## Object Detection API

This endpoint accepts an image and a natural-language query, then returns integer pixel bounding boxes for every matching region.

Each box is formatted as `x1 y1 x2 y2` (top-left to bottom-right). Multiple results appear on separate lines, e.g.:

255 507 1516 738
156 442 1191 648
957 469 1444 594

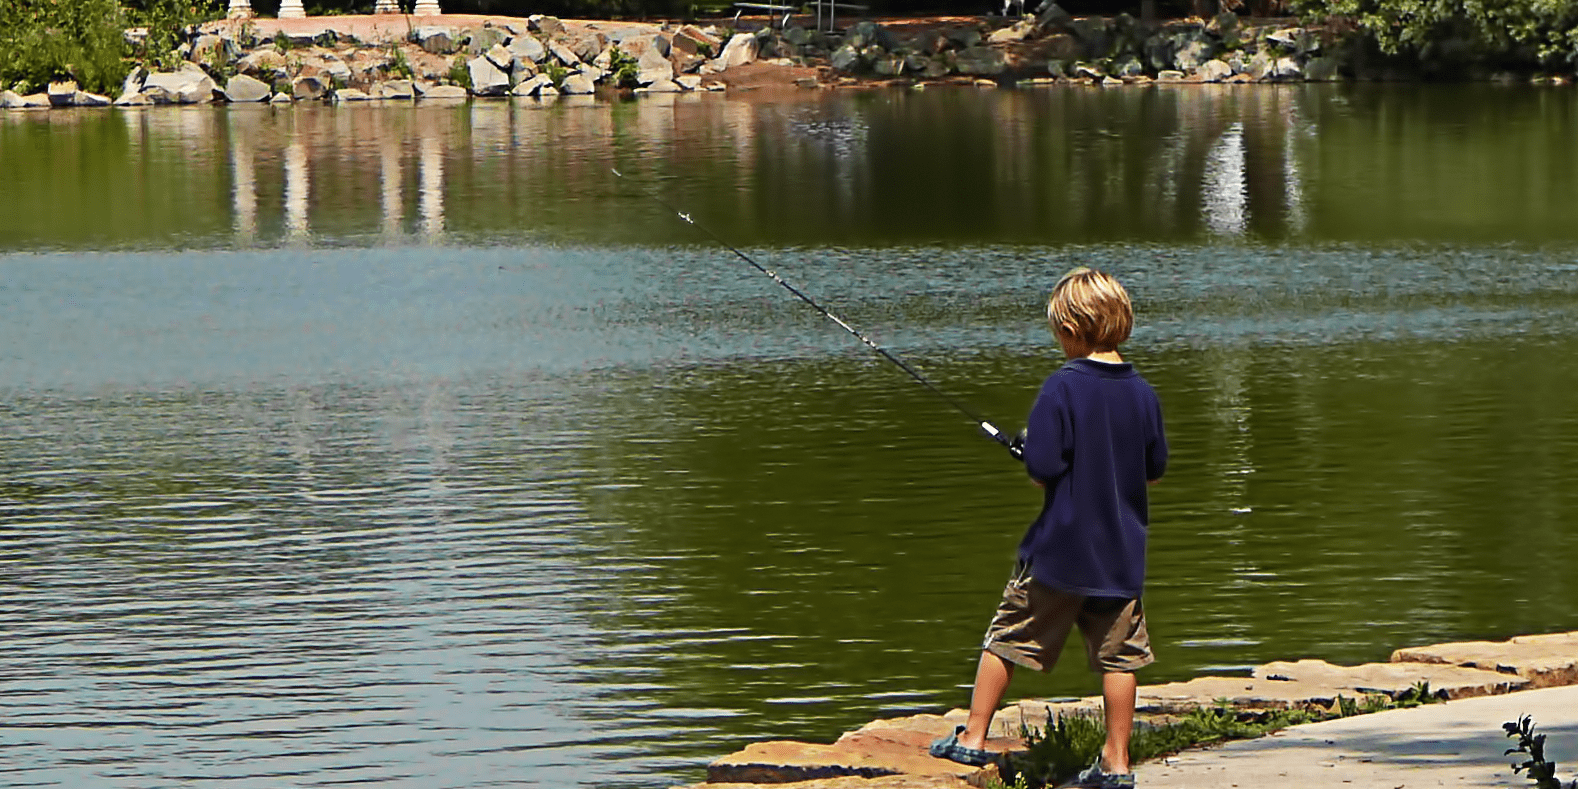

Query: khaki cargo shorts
981 560 1153 673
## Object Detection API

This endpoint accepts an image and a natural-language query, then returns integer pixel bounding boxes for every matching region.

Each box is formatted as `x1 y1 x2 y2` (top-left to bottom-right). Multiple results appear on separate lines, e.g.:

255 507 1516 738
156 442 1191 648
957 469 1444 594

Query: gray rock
954 46 1006 76
510 58 539 83
548 40 581 67
1271 56 1301 80
485 43 514 72
376 79 415 99
559 72 596 94
537 85 560 97
292 75 327 101
1246 51 1273 80
1304 56 1339 81
115 91 154 106
323 58 353 86
1193 59 1231 82
47 80 79 107
637 45 673 83
333 88 372 101
1074 61 1104 79
17 93 51 108
528 14 565 39
421 84 469 99
1156 69 1184 81
636 78 682 93
717 32 760 70
414 26 458 55
872 55 904 76
1173 38 1214 72
676 74 702 90
466 25 508 56
467 56 510 96
224 74 272 102
829 44 860 72
571 33 606 63
1 89 25 109
987 20 1035 44
945 27 982 49
511 73 553 96
1113 56 1144 78
1035 2 1072 31
268 91 292 104
508 34 547 64
178 74 219 104
237 49 289 80
120 66 147 100
783 26 812 47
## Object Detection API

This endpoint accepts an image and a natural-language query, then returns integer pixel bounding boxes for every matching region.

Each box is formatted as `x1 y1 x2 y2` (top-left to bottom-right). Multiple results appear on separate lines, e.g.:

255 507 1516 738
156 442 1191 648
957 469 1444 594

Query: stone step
1251 658 1528 700
1390 630 1578 689
673 774 985 789
704 733 1011 784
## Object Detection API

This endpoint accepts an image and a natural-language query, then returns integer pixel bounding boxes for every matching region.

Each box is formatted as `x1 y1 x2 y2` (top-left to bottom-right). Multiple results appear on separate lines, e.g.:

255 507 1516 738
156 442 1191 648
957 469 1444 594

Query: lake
2 84 1576 788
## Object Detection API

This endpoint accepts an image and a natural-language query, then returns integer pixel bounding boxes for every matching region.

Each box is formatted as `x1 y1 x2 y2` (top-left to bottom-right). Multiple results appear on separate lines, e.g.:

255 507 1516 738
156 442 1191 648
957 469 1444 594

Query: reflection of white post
285 139 310 241
412 0 441 14
381 140 403 239
277 0 305 18
1202 122 1246 236
227 0 253 18
419 136 444 240
231 124 256 243
1283 113 1307 236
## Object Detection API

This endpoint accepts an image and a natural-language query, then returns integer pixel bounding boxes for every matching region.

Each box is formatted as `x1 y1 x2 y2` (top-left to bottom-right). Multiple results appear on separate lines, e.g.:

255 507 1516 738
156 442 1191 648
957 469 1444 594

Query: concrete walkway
1136 685 1578 788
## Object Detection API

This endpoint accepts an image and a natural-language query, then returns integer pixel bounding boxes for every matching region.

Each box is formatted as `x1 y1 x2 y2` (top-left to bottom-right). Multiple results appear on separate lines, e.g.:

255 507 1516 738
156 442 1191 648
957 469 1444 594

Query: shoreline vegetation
5 0 1578 110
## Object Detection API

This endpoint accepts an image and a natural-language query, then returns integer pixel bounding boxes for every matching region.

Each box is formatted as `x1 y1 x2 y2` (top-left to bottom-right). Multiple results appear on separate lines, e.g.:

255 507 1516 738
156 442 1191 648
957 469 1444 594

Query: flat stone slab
1253 658 1530 700
1391 631 1578 689
672 773 982 789
707 735 1004 784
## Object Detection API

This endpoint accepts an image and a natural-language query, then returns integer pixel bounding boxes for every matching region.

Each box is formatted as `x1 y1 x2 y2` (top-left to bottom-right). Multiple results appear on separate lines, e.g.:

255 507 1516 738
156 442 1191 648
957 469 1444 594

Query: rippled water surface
2 85 1577 788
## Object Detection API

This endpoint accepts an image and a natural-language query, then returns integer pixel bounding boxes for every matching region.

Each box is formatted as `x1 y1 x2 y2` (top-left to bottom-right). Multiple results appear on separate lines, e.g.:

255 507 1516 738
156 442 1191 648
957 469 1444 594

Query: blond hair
1046 267 1133 350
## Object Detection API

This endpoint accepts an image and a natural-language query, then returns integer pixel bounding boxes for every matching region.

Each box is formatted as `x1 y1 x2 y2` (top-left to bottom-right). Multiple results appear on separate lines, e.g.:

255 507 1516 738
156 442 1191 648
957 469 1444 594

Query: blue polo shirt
1018 357 1168 599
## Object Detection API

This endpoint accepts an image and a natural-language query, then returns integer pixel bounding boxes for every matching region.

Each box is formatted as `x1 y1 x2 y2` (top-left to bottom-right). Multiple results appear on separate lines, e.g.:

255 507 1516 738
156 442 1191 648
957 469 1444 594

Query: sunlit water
2 85 1577 788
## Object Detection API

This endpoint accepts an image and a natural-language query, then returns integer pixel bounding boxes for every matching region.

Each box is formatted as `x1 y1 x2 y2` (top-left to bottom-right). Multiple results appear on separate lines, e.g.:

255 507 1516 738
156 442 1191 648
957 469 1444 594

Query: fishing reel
1008 429 1026 462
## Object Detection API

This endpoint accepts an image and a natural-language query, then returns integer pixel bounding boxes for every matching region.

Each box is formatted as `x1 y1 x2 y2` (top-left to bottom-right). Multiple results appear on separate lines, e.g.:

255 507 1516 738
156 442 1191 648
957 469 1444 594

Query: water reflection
7 85 1578 250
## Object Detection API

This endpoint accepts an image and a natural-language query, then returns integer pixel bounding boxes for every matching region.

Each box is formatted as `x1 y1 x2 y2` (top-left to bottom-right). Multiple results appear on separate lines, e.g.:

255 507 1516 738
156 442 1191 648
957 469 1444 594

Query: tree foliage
0 0 131 95
1294 0 1578 69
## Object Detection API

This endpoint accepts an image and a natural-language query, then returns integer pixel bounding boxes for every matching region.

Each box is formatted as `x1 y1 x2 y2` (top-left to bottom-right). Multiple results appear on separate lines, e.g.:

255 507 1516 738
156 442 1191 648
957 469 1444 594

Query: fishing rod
612 168 1024 462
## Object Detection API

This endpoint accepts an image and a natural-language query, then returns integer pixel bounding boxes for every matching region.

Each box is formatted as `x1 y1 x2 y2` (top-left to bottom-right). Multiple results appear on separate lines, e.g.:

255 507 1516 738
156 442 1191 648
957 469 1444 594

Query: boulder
954 46 1007 75
1193 59 1231 82
676 74 703 90
570 32 607 63
484 43 514 72
291 75 327 101
1270 56 1302 80
224 73 272 102
1034 2 1073 31
0 89 26 109
332 87 372 101
717 32 760 70
527 14 565 39
636 45 674 84
47 80 79 107
636 78 682 93
119 66 147 100
465 25 508 56
1206 10 1238 37
707 735 1005 784
511 73 554 96
268 91 292 104
674 24 721 56
466 55 510 95
420 83 469 99
508 33 547 64
414 26 458 55
375 79 415 99
1173 38 1214 72
237 48 289 80
944 27 982 50
1246 51 1274 80
829 45 861 72
548 40 581 67
115 91 154 106
1156 69 1184 81
74 90 112 106
560 72 596 94
986 20 1035 44
1113 56 1144 78
17 93 51 107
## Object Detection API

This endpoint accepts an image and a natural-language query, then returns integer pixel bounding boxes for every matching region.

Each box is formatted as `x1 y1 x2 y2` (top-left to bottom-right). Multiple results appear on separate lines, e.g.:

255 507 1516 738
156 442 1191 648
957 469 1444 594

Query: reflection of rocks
673 631 1578 789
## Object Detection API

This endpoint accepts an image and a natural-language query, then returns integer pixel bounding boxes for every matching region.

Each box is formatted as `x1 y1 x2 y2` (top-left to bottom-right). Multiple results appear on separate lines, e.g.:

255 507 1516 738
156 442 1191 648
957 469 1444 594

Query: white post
277 0 306 19
285 139 311 241
231 123 256 244
412 0 442 15
226 0 253 18
373 0 401 13
381 139 403 239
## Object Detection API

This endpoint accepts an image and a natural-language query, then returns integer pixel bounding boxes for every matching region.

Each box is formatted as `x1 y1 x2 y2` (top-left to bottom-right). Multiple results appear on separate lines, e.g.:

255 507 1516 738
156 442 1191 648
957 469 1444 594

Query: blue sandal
928 724 996 767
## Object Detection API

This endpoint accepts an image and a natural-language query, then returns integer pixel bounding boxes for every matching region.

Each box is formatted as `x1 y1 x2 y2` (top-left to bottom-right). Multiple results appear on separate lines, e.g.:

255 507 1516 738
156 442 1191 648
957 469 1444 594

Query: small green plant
274 30 293 51
1391 681 1443 708
387 44 415 80
1504 715 1576 789
543 59 568 88
695 39 715 58
447 55 472 88
608 46 639 88
984 772 1031 789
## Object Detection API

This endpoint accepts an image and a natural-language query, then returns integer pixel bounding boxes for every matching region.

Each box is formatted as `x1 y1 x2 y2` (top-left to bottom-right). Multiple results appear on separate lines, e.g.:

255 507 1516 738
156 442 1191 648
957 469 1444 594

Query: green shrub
0 0 131 96
608 45 639 88
133 0 221 72
1295 0 1578 70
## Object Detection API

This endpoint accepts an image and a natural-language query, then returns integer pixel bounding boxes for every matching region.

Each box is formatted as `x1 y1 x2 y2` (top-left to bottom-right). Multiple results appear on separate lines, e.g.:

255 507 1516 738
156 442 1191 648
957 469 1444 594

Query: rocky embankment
2 7 1383 111
677 631 1578 789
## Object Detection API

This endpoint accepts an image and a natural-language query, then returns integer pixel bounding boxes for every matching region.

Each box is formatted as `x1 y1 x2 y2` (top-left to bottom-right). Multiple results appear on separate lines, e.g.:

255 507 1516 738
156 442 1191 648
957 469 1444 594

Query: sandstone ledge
677 631 1578 788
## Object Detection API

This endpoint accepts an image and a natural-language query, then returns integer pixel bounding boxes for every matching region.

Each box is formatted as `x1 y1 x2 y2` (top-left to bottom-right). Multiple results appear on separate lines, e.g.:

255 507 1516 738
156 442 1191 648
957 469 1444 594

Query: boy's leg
1099 670 1137 773
957 649 1015 750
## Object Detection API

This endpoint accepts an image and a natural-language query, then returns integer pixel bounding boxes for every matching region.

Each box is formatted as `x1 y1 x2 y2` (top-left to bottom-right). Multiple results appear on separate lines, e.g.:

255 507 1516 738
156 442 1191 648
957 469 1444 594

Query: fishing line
612 168 1023 460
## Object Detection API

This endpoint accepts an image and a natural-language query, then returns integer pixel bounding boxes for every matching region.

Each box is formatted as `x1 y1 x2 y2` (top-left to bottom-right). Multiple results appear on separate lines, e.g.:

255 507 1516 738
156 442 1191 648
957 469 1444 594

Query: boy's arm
1022 384 1068 485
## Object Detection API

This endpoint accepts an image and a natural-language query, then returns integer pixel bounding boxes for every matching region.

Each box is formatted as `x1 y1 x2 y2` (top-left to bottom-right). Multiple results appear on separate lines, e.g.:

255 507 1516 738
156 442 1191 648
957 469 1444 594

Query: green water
0 85 1575 788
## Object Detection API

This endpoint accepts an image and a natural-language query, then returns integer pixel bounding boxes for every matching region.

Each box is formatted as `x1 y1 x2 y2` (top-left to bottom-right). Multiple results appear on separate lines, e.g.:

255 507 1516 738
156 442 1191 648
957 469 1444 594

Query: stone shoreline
10 5 1564 112
675 630 1578 788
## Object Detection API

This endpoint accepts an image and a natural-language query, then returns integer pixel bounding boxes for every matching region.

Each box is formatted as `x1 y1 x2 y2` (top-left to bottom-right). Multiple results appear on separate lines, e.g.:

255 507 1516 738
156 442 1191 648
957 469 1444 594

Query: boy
929 267 1168 789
